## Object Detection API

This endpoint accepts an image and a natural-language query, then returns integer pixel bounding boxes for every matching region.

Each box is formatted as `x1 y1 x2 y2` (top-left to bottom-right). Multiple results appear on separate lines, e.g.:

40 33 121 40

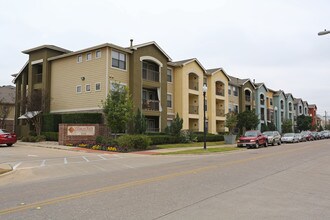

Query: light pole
203 83 208 150
318 29 330 36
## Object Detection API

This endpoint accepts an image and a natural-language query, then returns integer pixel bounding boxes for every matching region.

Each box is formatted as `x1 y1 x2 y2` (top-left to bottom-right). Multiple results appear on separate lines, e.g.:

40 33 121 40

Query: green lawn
159 147 240 155
155 141 225 149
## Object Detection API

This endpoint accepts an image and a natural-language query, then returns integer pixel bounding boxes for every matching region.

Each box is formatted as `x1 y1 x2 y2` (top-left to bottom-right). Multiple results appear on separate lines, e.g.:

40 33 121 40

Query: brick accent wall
59 124 108 145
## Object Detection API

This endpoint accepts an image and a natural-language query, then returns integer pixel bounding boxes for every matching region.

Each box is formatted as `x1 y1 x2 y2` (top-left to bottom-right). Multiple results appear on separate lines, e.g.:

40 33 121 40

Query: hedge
148 135 181 145
42 114 62 132
117 135 151 151
41 132 59 141
195 134 224 142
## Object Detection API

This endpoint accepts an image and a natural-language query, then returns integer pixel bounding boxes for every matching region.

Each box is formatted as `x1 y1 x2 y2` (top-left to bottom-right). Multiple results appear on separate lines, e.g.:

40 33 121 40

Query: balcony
189 105 199 114
216 89 224 96
142 99 159 111
216 109 225 117
142 69 159 82
245 96 251 102
189 82 199 91
34 73 42 83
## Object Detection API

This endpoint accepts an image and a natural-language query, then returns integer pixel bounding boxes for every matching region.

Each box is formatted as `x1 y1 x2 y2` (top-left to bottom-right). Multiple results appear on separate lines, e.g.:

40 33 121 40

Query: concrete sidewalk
0 164 12 175
14 141 237 155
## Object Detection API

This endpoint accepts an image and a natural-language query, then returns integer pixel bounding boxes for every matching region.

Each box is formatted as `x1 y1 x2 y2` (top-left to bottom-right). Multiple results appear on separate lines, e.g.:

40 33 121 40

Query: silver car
262 131 282 146
281 133 299 143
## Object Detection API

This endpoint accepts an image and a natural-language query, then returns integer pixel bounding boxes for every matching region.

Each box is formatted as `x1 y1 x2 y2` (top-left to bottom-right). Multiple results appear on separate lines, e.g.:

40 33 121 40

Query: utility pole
325 111 327 128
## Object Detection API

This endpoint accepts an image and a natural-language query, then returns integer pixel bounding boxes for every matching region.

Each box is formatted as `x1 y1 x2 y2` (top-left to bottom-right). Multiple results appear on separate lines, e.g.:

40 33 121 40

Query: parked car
311 132 320 140
0 129 17 146
262 131 282 146
281 133 299 143
301 131 314 141
296 133 307 142
237 130 268 148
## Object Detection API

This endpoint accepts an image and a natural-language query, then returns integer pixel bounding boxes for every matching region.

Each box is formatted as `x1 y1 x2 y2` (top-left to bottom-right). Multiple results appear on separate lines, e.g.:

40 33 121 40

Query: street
1 140 330 219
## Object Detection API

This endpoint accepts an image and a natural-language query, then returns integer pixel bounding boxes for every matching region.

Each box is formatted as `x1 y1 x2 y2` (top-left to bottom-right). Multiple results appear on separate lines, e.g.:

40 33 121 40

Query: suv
262 131 281 146
237 130 268 148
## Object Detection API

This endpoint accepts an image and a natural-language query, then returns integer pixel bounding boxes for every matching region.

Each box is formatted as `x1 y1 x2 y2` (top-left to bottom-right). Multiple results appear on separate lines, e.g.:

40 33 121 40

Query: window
270 98 273 105
167 69 172 82
228 87 231 95
112 50 126 70
95 83 101 91
234 105 239 113
167 120 172 127
85 84 91 92
233 87 238 96
167 94 172 108
110 82 126 91
77 55 82 63
76 85 82 93
86 53 92 61
95 50 101 58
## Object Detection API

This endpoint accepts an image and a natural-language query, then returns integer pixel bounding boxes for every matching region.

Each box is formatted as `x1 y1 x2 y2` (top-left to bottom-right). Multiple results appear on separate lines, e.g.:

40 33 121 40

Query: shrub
42 114 62 132
148 135 181 145
21 135 46 142
117 135 151 151
195 133 224 142
41 132 58 141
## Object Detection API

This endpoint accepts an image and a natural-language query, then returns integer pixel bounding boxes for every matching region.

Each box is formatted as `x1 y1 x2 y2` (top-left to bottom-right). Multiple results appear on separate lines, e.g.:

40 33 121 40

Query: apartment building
0 85 15 131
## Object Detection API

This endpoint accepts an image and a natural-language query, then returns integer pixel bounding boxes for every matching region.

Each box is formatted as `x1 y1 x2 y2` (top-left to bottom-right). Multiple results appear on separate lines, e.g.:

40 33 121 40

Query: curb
0 164 13 176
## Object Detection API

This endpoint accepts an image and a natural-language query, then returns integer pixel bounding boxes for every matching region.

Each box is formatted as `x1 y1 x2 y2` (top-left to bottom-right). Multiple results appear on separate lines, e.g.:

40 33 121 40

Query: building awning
18 111 41 119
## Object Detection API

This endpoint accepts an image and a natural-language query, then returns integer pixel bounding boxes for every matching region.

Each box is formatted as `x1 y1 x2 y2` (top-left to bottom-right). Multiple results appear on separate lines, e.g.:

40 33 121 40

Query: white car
281 133 299 143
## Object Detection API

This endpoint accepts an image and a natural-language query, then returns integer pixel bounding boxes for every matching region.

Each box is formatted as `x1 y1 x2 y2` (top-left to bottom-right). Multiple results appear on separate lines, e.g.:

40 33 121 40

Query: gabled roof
131 41 172 61
12 61 28 84
253 82 269 92
273 90 286 97
293 98 303 105
0 85 15 104
205 68 231 81
303 101 309 106
285 93 294 100
168 58 206 73
228 75 256 89
308 104 317 109
22 45 71 54
48 43 132 61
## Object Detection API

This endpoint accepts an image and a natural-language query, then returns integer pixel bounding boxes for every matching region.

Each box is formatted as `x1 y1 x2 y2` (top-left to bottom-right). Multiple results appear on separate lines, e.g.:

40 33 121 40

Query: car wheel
264 141 268 147
255 142 259 148
278 140 281 145
6 144 13 147
272 140 275 146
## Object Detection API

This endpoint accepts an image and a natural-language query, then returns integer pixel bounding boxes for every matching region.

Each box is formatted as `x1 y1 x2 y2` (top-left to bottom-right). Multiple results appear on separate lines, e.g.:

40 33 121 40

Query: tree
297 115 312 131
0 99 10 129
165 113 183 136
237 110 259 133
282 119 293 133
225 112 238 134
267 122 277 131
133 108 147 134
102 82 133 138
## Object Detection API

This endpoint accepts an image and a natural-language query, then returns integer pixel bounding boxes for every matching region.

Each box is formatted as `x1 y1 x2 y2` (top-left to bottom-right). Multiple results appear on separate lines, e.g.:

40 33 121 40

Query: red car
0 129 17 146
237 130 268 148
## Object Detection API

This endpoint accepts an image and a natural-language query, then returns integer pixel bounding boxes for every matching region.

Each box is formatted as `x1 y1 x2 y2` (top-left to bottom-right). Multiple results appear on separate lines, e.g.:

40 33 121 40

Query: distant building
0 85 15 131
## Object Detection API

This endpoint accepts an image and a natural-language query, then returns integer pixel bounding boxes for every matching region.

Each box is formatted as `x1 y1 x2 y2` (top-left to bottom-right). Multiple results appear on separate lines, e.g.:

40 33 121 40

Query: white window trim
110 81 127 91
85 84 91 93
167 93 173 109
95 50 101 59
167 68 173 83
76 85 82 93
111 50 128 72
77 55 82 63
86 52 92 61
95 82 101 92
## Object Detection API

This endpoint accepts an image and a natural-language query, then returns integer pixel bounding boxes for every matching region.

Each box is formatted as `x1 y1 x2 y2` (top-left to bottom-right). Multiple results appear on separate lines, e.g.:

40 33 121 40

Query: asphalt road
1 140 330 219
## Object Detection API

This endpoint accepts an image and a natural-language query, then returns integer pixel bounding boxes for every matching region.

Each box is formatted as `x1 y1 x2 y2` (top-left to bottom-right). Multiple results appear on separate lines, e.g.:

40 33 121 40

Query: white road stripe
113 154 123 158
98 155 107 160
82 156 90 162
64 158 68 164
40 160 46 167
13 162 22 170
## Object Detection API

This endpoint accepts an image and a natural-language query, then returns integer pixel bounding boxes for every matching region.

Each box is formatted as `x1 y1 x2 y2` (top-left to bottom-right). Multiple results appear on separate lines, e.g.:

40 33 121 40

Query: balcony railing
189 82 199 91
216 89 224 96
189 105 199 114
245 96 251 102
142 69 159 82
216 109 225 117
142 99 159 111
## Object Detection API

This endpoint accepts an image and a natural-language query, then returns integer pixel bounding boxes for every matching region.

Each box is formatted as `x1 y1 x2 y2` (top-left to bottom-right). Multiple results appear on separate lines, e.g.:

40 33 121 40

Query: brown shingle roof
0 85 15 104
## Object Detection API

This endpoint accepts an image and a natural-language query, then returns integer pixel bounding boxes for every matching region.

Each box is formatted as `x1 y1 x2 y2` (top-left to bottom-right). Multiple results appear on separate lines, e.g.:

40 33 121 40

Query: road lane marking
40 160 46 167
82 156 89 162
113 154 123 158
98 155 107 160
0 144 319 216
27 155 38 157
12 162 22 170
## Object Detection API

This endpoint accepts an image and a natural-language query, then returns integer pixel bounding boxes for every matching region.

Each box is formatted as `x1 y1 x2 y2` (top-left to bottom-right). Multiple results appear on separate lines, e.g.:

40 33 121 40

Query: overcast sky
1 0 329 116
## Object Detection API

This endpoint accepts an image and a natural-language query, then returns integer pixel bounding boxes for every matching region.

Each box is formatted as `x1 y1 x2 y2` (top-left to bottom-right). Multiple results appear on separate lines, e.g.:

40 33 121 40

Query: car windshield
263 131 273 136
283 133 294 137
245 131 258 137
0 129 9 134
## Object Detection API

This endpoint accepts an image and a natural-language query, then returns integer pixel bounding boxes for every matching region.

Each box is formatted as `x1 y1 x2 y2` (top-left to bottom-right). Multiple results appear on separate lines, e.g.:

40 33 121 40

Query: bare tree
0 98 10 129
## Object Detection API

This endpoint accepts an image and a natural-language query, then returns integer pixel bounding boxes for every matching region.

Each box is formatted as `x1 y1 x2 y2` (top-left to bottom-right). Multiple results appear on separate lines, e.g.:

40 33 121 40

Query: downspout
106 47 109 97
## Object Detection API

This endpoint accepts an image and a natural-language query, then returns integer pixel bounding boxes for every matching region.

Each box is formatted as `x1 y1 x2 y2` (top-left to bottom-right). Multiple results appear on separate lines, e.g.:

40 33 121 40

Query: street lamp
203 83 208 150
318 29 330 36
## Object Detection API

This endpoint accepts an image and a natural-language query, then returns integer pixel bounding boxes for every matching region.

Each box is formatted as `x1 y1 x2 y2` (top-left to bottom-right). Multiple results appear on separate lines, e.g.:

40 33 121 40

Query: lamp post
318 29 330 36
203 83 208 150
